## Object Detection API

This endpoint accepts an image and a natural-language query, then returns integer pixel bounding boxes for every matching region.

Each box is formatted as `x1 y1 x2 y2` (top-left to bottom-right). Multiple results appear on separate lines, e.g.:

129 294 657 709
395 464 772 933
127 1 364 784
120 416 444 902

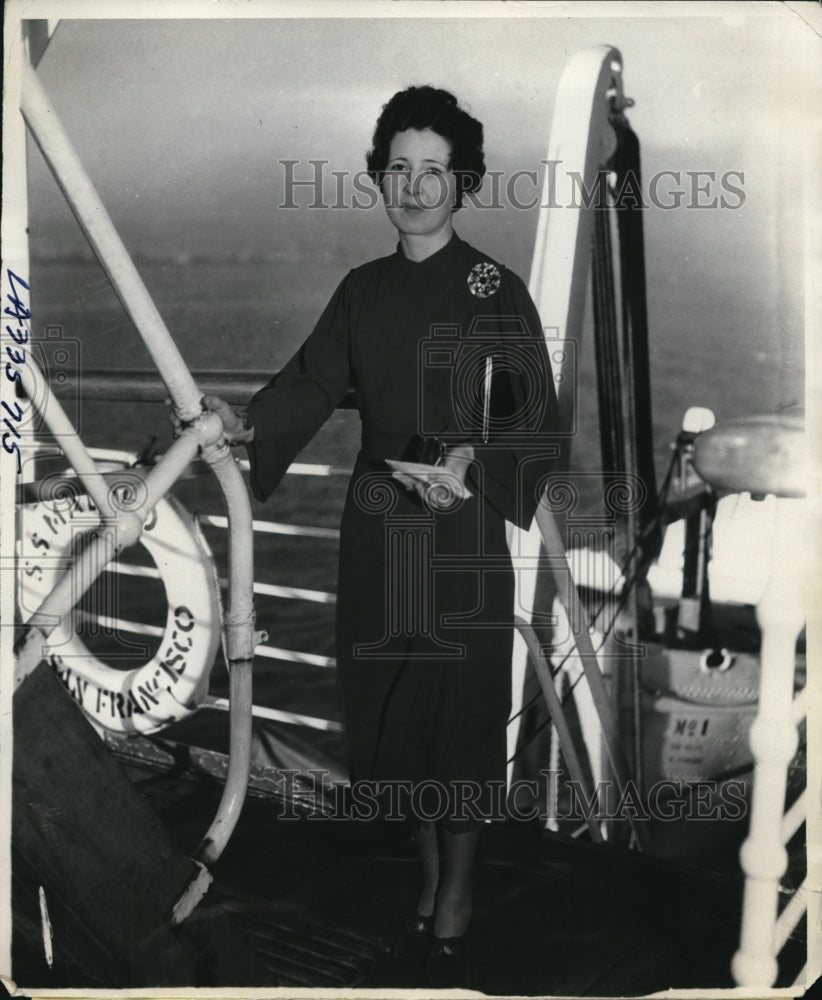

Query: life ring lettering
17 475 221 735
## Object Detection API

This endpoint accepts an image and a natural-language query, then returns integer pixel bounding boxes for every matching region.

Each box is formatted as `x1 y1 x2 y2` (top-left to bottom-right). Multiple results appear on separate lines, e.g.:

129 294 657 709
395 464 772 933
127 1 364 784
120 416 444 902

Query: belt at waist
361 429 477 462
360 428 417 460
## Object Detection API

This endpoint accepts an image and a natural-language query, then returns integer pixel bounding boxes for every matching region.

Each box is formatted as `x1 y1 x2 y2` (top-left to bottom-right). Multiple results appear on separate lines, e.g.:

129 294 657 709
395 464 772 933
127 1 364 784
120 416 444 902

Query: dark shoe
427 933 468 988
392 912 433 960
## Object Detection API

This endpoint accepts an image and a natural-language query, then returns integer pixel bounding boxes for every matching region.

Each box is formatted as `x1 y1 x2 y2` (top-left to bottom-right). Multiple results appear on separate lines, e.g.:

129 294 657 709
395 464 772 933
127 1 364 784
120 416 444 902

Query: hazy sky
26 9 812 270
16 4 816 419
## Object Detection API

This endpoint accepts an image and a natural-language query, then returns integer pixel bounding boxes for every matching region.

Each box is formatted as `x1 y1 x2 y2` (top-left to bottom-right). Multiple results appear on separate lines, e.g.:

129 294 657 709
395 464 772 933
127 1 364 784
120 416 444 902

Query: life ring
17 468 222 734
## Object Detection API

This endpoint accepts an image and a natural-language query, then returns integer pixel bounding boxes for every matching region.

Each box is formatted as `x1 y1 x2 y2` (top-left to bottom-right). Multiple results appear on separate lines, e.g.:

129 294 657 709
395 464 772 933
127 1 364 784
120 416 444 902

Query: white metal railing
203 696 342 734
25 443 343 691
17 55 262 923
199 513 339 541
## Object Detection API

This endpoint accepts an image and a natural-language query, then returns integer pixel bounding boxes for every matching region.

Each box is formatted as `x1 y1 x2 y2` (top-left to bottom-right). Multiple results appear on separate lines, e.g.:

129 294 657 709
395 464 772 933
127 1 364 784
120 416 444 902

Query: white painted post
692 416 807 986
730 497 806 986
509 45 625 786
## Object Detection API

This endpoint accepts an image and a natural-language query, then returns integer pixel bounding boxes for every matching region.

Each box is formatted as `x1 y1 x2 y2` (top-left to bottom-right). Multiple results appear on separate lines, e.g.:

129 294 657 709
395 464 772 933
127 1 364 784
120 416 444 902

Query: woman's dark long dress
247 234 559 824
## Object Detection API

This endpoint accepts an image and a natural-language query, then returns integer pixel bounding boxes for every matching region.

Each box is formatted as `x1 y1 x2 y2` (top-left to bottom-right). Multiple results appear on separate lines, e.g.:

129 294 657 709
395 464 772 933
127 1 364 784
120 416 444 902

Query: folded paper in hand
386 460 474 501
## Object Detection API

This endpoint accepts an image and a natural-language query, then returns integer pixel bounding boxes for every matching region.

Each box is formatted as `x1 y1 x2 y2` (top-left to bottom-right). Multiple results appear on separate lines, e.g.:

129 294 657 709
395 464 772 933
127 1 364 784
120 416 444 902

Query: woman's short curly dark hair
366 86 485 210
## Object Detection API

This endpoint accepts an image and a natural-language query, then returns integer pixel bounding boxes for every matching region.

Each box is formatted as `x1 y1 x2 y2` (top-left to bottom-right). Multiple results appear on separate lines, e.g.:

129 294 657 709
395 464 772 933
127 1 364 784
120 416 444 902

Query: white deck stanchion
730 497 806 986
693 418 807 987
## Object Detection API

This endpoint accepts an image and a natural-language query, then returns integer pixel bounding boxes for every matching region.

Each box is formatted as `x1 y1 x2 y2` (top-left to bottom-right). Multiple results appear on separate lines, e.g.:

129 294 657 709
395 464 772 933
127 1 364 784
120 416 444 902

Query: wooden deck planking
11 742 807 992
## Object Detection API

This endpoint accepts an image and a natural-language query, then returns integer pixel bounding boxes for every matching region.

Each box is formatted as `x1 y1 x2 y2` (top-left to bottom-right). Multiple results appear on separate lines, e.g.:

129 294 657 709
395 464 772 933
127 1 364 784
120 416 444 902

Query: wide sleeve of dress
245 273 353 502
468 268 561 530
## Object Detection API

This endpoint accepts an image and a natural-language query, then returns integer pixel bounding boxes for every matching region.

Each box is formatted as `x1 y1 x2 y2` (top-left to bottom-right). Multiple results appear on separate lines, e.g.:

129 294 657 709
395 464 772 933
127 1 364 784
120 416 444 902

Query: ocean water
23 255 804 770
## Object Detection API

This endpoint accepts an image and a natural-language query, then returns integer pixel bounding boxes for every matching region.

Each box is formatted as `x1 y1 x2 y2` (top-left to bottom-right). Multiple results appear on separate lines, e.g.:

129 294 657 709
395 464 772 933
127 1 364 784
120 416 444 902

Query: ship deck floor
10 662 808 996
67 770 805 994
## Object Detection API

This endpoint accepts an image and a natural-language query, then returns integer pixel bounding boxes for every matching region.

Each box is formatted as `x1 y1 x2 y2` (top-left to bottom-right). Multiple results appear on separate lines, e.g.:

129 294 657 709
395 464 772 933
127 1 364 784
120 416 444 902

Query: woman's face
381 128 457 240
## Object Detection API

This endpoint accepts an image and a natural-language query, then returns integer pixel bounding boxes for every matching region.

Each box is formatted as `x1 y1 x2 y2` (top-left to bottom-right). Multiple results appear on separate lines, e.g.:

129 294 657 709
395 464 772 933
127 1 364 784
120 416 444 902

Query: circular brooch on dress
467 261 501 298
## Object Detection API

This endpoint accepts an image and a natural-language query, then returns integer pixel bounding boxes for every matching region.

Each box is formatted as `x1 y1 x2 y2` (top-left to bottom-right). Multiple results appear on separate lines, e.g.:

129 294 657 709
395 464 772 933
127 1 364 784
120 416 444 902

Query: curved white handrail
18 61 262 922
509 44 627 790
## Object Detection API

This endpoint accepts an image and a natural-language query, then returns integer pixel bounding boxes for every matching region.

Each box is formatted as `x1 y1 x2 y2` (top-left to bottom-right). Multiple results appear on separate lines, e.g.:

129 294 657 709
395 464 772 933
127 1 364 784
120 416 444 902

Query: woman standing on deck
202 86 559 987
